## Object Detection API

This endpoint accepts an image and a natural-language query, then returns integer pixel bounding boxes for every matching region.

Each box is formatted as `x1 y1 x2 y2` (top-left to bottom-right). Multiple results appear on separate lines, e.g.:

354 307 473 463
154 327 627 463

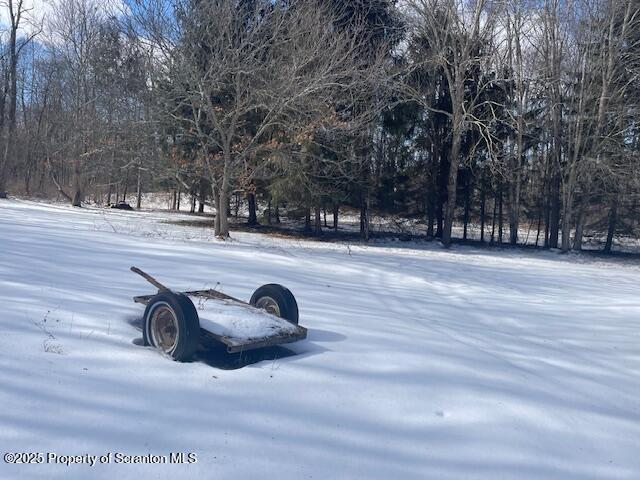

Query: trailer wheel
250 284 299 324
142 291 200 361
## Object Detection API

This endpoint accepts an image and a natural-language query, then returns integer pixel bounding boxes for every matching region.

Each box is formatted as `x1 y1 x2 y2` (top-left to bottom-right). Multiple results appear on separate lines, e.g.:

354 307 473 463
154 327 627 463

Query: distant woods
0 0 638 251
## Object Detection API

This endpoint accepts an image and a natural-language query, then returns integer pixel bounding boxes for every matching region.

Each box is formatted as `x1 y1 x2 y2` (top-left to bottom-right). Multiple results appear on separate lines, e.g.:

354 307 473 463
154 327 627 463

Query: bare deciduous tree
403 0 502 247
0 0 39 198
132 0 389 237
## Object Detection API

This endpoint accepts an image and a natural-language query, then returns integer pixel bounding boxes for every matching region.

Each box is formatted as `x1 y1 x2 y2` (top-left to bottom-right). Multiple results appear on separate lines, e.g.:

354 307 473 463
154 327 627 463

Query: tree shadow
307 328 347 343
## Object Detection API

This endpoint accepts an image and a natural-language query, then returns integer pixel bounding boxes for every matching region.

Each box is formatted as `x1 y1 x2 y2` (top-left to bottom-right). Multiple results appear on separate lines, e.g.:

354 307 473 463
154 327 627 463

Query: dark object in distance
111 201 133 210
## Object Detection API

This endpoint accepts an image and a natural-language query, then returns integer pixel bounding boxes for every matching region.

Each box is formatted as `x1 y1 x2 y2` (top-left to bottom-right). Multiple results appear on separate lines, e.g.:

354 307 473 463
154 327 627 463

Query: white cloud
0 0 126 38
0 0 49 35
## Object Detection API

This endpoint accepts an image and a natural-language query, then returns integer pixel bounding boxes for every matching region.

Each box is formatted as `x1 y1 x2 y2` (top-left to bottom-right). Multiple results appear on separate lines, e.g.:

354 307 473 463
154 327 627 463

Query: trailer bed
134 291 307 353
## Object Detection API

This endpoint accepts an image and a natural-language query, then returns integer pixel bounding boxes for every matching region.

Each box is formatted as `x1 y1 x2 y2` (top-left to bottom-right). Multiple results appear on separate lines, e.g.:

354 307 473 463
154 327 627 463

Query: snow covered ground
1 198 639 480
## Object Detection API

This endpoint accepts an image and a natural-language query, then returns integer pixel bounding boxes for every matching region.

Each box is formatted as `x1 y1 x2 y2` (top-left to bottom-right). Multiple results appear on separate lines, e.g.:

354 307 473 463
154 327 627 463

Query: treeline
0 0 638 251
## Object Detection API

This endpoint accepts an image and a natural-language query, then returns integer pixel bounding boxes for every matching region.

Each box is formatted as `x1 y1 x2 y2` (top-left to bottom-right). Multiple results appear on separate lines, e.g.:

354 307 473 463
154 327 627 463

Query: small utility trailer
130 267 307 361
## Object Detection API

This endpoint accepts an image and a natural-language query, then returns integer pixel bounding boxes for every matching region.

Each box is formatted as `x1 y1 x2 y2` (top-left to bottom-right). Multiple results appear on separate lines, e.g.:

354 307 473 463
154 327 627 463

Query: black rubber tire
250 284 299 324
142 291 200 361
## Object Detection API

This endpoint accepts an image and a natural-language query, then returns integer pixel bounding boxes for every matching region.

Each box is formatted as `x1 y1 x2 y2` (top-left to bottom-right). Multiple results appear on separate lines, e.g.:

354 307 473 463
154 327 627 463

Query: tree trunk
562 49 589 252
24 159 32 196
442 127 461 247
506 7 525 247
72 159 82 207
491 194 497 243
544 205 550 247
498 184 504 244
604 196 617 253
213 187 221 236
136 167 142 209
436 201 443 239
0 120 15 199
217 161 231 238
0 154 8 198
548 173 561 248
333 204 339 230
122 178 129 203
480 183 486 243
462 177 470 241
0 11 19 199
547 6 562 250
360 195 370 241
274 205 280 224
218 191 229 237
508 183 520 245
72 188 82 208
314 206 322 235
561 167 577 252
573 196 587 251
427 193 435 240
304 207 311 233
247 192 258 225
535 201 543 247
198 178 207 213
436 155 445 239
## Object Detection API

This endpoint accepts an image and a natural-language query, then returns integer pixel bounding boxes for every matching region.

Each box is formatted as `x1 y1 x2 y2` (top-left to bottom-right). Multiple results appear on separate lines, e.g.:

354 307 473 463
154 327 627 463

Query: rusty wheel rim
150 304 179 353
255 296 281 317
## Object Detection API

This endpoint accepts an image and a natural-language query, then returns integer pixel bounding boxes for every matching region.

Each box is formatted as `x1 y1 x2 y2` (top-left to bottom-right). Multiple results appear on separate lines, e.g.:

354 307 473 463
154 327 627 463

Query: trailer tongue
131 267 307 360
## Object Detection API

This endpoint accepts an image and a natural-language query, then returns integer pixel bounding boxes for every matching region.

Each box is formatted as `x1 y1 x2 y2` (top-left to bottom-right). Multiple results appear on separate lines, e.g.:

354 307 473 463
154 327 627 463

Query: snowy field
1 198 640 480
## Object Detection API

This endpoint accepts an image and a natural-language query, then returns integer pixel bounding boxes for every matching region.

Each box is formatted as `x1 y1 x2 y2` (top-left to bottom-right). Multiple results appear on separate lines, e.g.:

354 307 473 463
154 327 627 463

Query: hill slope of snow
1 199 639 479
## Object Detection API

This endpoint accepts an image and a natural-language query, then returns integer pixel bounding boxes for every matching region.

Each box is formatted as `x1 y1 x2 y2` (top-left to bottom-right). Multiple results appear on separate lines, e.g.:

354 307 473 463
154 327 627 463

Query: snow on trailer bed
194 297 304 351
